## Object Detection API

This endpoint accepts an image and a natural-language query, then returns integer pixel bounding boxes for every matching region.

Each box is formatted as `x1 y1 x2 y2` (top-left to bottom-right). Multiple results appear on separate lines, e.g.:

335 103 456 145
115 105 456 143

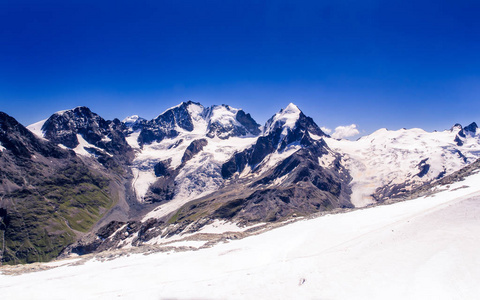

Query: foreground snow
2 172 480 299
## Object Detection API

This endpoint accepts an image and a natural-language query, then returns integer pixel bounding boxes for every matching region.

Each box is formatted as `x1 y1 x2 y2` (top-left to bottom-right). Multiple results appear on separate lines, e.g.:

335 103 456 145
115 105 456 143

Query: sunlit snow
264 102 301 136
26 119 47 139
326 127 480 207
2 171 480 299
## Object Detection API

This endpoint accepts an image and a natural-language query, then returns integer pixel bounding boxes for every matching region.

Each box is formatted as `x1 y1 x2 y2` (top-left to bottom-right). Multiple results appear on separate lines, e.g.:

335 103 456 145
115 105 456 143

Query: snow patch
196 220 263 234
73 134 102 156
27 119 47 139
125 130 141 149
318 152 336 168
131 168 157 201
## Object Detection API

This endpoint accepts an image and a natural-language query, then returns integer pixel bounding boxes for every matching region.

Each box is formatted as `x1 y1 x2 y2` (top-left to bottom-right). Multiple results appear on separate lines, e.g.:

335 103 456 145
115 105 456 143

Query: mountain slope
0 112 120 264
2 162 480 299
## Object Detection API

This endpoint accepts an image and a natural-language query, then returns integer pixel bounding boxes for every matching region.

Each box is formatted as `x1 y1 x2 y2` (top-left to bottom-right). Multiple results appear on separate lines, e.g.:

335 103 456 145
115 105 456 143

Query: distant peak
451 123 463 130
264 104 302 136
283 103 300 113
464 122 478 133
182 100 202 107
124 115 140 121
53 106 91 117
123 115 146 127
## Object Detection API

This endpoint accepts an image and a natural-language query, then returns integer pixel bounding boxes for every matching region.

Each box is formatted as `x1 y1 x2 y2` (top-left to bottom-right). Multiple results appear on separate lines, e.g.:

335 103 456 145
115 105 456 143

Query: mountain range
0 101 479 264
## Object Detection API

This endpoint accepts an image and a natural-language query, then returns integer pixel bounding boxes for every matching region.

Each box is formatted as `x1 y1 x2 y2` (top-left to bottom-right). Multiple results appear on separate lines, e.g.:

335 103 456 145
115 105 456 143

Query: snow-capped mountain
326 122 480 206
131 101 261 148
2 101 480 264
124 102 261 208
71 103 353 252
221 103 329 178
28 106 133 163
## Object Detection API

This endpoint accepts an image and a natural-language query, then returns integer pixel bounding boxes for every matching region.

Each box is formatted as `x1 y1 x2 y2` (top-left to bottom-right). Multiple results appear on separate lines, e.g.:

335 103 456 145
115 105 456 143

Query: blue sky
1 0 479 136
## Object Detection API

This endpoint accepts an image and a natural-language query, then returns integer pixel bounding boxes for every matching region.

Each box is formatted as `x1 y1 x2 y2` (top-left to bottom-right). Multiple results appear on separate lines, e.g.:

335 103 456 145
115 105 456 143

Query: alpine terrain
0 101 479 292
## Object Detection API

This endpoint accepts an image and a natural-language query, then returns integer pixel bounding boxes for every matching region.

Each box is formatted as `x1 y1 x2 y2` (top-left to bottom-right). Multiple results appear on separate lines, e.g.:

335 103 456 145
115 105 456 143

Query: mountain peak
464 122 478 133
284 103 301 114
123 115 147 129
264 103 302 135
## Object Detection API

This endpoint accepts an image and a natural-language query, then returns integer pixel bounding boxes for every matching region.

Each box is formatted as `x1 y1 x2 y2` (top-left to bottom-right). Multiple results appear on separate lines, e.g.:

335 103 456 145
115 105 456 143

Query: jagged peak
451 123 463 131
284 102 301 114
53 106 92 117
264 103 302 135
206 104 239 123
123 115 146 127
464 122 478 133
157 101 203 119
123 115 140 122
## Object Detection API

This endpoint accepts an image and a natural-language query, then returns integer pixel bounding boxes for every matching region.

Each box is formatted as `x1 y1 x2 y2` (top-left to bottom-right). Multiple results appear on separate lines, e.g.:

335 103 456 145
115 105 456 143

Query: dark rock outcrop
41 107 133 162
182 139 208 163
464 122 478 134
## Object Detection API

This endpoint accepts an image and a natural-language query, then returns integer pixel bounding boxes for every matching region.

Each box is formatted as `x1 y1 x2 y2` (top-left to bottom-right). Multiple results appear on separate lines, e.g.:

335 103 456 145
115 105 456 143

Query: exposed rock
182 139 208 163
235 110 261 135
154 159 172 177
464 122 478 134
41 106 133 162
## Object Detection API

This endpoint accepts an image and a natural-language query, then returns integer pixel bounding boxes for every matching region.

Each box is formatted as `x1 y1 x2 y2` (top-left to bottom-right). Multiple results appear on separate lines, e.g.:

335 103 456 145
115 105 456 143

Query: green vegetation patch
0 160 115 265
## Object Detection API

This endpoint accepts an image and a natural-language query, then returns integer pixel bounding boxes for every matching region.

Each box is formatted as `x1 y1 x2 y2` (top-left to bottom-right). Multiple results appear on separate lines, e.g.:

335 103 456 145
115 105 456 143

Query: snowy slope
26 119 47 139
326 126 480 207
128 102 259 220
2 169 480 299
139 135 258 219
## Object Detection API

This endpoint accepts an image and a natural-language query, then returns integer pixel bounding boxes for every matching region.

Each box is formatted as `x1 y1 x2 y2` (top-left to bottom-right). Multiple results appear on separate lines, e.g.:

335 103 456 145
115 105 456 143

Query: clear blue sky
1 0 479 135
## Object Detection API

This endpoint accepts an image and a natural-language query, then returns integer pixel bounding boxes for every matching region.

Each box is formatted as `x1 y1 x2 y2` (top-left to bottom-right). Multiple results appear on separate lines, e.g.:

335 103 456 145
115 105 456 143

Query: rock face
41 106 133 162
0 112 68 159
0 112 118 264
182 139 208 164
222 103 328 178
464 122 478 134
215 142 352 223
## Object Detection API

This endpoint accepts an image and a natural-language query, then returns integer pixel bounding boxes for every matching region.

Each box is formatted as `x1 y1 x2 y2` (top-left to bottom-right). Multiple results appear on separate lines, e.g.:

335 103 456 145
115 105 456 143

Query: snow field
2 171 480 299
326 127 480 207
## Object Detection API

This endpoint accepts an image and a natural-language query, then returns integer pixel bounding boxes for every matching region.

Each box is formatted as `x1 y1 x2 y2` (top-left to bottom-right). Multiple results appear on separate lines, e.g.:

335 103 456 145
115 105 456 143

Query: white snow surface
196 219 265 234
26 119 47 139
72 134 104 157
122 115 140 124
208 104 239 126
326 127 480 207
0 141 5 152
141 135 257 220
2 171 480 299
264 103 300 136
